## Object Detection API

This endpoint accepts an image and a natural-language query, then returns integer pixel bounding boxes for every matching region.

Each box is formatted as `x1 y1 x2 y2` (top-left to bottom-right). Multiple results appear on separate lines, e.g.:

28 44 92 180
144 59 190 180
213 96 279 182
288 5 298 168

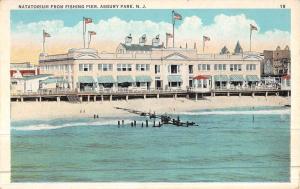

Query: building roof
120 43 163 51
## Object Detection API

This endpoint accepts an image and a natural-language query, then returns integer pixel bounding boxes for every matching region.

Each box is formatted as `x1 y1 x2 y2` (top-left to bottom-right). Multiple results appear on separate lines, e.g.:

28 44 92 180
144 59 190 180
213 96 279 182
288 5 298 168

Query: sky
11 9 290 64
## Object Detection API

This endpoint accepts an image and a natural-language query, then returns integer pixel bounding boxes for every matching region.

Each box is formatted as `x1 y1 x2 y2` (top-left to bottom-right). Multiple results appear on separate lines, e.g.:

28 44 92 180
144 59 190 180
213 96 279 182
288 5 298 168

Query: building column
87 95 90 102
101 95 104 102
239 93 241 97
110 95 112 101
174 93 177 99
126 95 128 101
227 92 230 97
157 93 160 99
36 98 39 102
79 96 82 102
287 91 290 97
21 97 23 102
57 96 60 102
94 96 96 102
186 94 189 99
195 93 198 101
252 92 255 97
39 97 42 102
144 94 146 99
265 92 268 97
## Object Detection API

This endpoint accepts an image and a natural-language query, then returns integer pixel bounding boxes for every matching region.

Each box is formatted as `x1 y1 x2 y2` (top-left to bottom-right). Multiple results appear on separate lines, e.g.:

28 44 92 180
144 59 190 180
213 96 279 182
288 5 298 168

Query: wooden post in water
131 122 133 127
134 120 136 126
146 120 148 127
142 122 144 127
122 120 124 126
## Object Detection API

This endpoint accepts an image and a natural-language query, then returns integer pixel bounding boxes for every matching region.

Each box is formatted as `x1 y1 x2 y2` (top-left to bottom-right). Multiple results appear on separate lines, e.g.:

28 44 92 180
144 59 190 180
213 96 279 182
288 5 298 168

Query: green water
11 106 290 182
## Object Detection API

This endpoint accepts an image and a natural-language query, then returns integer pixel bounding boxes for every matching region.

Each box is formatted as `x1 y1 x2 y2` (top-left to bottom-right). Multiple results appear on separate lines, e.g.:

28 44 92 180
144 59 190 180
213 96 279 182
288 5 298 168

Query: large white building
39 39 263 92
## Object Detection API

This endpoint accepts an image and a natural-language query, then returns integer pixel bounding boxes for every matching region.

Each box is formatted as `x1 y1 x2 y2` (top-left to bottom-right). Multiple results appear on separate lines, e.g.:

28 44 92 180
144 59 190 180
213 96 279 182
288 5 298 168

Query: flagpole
172 10 175 48
83 17 85 48
42 29 45 53
166 33 168 48
250 28 252 52
88 33 91 48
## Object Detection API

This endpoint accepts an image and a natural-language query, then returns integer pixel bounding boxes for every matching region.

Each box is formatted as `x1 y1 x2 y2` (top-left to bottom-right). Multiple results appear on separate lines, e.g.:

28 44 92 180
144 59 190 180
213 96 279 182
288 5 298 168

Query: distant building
11 74 52 94
263 45 290 76
10 62 39 77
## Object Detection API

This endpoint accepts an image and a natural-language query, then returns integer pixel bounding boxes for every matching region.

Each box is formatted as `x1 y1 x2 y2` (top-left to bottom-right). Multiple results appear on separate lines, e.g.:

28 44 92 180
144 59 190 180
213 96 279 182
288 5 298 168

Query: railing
11 85 289 97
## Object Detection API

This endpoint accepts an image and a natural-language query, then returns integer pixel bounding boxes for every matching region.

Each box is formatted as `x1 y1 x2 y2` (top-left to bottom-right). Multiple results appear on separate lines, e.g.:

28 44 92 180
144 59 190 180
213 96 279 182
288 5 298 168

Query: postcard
0 0 299 188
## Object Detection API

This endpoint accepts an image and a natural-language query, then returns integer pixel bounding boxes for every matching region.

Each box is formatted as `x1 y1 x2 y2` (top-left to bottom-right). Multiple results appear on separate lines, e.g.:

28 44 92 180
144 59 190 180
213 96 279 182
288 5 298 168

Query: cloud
11 14 290 63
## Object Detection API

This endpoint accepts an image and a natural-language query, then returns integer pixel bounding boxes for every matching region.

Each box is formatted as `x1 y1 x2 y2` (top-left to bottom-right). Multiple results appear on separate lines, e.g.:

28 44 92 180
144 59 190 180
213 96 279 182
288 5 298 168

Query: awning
97 76 115 83
168 75 182 82
41 77 67 84
117 75 135 83
78 76 95 84
230 75 245 82
246 75 260 82
193 75 210 80
135 75 152 82
214 75 228 82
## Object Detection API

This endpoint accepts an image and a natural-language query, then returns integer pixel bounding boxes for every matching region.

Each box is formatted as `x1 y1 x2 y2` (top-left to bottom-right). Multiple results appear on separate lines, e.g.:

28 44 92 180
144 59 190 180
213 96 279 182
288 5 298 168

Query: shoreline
11 96 290 121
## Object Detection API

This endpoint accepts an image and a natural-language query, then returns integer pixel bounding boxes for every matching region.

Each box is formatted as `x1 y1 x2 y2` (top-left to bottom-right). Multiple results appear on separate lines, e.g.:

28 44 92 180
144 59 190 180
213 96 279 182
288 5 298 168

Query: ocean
11 106 290 182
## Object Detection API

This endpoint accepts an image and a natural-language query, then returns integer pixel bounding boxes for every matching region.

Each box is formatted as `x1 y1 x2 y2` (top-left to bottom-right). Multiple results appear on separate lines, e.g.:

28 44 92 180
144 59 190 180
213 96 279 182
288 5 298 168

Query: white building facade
39 44 262 92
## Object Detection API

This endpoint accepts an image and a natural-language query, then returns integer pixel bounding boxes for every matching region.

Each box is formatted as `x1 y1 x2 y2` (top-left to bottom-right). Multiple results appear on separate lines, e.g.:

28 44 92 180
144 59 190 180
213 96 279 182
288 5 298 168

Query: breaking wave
12 118 139 131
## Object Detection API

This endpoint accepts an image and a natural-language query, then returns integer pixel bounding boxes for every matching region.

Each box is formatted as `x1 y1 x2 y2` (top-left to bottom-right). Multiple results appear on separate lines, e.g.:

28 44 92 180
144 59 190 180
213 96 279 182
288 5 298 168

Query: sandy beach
10 96 290 121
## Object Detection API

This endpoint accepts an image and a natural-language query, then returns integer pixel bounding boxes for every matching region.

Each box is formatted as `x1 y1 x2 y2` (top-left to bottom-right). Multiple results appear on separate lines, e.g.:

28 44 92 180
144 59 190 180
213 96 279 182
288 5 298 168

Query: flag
173 11 182 20
166 33 173 38
250 24 257 31
203 36 210 41
88 31 96 35
43 31 51 37
84 17 93 24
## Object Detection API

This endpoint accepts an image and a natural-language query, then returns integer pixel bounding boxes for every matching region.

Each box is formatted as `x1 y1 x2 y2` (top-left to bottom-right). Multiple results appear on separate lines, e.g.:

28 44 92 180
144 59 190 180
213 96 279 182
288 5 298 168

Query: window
218 64 222 70
171 65 178 74
202 64 206 70
207 64 210 71
127 64 132 71
117 64 132 71
136 64 150 71
155 65 160 74
117 64 121 71
230 64 242 71
122 64 126 71
189 65 193 74
223 64 226 70
79 64 93 71
246 64 256 71
98 64 102 71
198 64 202 70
